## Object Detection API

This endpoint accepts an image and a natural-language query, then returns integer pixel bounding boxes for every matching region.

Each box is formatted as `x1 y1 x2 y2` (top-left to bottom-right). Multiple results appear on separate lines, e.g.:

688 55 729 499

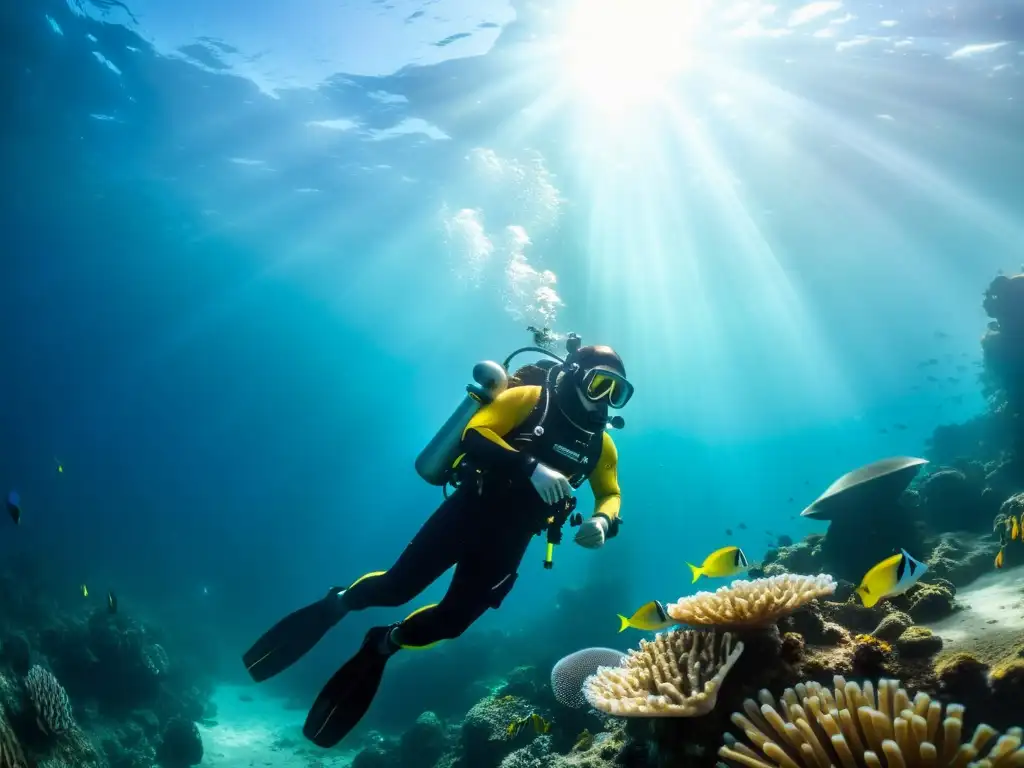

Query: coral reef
666 575 837 627
719 677 1022 768
0 563 214 768
552 649 627 709
583 631 742 717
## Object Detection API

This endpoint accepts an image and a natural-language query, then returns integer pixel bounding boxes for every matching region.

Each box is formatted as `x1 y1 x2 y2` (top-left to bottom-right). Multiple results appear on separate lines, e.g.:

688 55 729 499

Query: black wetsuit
342 378 614 647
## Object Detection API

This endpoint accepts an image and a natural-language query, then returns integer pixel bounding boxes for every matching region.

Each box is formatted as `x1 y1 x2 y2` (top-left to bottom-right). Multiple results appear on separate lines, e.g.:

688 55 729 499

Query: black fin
303 626 392 748
896 553 907 583
243 588 345 683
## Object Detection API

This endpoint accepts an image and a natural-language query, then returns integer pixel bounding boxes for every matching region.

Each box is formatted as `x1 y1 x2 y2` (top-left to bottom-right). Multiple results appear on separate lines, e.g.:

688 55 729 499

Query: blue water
2 0 1022 737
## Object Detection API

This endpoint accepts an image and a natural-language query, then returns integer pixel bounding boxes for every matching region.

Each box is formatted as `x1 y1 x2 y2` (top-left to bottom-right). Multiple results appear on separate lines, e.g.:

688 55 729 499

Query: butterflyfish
856 549 928 608
506 713 550 739
617 600 677 633
686 546 749 583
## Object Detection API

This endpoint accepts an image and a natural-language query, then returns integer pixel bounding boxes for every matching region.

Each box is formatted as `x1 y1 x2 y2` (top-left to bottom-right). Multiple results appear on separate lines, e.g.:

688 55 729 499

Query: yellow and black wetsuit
340 384 621 648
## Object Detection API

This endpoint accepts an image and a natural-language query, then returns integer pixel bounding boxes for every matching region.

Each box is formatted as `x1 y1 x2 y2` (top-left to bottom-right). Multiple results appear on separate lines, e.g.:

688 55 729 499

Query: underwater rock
869 610 913 642
761 535 825 578
989 657 1024 699
496 734 551 768
904 581 957 623
155 717 202 767
353 743 397 768
398 711 447 768
918 468 988 533
460 694 542 768
0 634 31 677
894 626 944 659
924 531 1000 587
935 651 991 700
499 665 543 701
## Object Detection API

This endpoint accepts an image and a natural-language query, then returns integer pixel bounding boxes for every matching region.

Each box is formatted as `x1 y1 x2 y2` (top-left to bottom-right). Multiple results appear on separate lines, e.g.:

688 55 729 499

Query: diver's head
556 345 634 426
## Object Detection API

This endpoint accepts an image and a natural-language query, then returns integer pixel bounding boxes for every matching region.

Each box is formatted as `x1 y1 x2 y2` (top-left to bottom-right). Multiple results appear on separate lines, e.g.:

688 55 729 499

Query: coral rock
906 582 957 623
869 611 913 642
935 651 991 699
895 626 944 659
398 711 447 768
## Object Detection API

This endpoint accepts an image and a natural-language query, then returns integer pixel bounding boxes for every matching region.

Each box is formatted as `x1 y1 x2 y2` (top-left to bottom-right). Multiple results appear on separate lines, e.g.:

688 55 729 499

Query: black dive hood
502 332 625 431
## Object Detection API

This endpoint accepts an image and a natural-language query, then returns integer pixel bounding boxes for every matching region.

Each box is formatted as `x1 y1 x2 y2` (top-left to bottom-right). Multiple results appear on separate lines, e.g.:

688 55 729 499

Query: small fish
1012 516 1020 542
995 548 1004 569
935 331 949 339
80 584 89 597
507 713 550 739
894 424 908 431
687 546 749 583
55 458 63 474
927 375 938 382
878 428 889 434
738 523 747 530
618 600 676 633
6 492 21 525
787 497 794 503
107 590 118 614
855 549 928 608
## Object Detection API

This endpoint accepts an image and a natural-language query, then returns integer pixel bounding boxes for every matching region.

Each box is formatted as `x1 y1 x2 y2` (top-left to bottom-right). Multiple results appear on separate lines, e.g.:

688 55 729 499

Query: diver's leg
340 489 472 612
244 492 470 683
386 519 536 649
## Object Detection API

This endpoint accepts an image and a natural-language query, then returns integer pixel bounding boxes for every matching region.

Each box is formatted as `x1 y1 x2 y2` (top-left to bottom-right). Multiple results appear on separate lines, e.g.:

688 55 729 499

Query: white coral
667 574 836 628
583 630 743 717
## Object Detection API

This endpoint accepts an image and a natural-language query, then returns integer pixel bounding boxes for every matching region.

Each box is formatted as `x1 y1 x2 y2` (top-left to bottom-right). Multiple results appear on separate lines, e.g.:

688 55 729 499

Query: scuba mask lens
582 368 633 409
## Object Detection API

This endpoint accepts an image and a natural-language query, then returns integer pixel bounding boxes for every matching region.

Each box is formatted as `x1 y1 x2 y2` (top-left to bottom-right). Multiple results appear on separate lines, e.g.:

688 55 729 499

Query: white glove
574 516 609 549
529 462 573 505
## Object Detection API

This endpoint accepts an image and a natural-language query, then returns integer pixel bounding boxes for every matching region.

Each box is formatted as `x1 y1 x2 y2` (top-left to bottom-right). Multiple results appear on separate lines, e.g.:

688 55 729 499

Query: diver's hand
529 462 573 505
574 516 608 549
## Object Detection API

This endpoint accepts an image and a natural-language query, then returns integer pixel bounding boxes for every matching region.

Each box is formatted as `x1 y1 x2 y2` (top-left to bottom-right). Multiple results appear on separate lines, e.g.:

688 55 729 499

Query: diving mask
580 367 634 409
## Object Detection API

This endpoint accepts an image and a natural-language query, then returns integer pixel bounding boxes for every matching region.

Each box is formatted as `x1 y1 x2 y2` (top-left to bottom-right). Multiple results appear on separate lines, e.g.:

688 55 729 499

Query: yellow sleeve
588 432 621 520
462 386 541 449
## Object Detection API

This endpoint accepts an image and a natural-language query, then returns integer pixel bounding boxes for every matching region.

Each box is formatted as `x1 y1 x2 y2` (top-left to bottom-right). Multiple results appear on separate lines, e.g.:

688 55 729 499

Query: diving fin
243 587 347 683
303 625 394 748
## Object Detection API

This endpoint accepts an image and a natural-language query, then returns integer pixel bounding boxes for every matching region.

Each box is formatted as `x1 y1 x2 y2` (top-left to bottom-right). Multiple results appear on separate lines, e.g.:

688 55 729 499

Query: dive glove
529 462 573 505
574 515 608 549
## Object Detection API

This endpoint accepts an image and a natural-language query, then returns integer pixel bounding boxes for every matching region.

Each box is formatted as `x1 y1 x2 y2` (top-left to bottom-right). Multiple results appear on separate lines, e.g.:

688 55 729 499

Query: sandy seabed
926 561 1024 663
198 685 356 768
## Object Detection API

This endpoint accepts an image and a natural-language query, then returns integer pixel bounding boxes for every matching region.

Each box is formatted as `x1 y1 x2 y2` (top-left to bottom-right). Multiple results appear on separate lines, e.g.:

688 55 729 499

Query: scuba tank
415 332 624 488
415 360 509 485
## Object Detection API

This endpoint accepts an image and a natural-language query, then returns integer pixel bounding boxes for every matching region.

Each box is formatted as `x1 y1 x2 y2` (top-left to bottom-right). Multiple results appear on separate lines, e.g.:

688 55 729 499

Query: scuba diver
242 333 634 749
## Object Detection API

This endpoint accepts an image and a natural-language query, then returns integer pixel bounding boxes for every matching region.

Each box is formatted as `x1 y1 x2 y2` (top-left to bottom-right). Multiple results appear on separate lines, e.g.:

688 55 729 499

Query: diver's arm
575 432 621 548
461 386 542 475
590 432 622 521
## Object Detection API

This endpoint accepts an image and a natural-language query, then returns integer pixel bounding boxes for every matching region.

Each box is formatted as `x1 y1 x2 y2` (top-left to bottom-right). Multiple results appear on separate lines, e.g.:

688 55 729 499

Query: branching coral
25 665 74 735
718 676 1023 768
667 575 837 628
0 704 27 768
583 630 743 717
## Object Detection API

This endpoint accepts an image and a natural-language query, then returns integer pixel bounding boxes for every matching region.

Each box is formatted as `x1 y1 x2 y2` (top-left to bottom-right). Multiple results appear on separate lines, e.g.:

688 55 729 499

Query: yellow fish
617 600 677 633
856 549 927 608
995 548 1004 569
80 584 88 597
1012 516 1020 542
506 713 550 739
687 546 749 583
